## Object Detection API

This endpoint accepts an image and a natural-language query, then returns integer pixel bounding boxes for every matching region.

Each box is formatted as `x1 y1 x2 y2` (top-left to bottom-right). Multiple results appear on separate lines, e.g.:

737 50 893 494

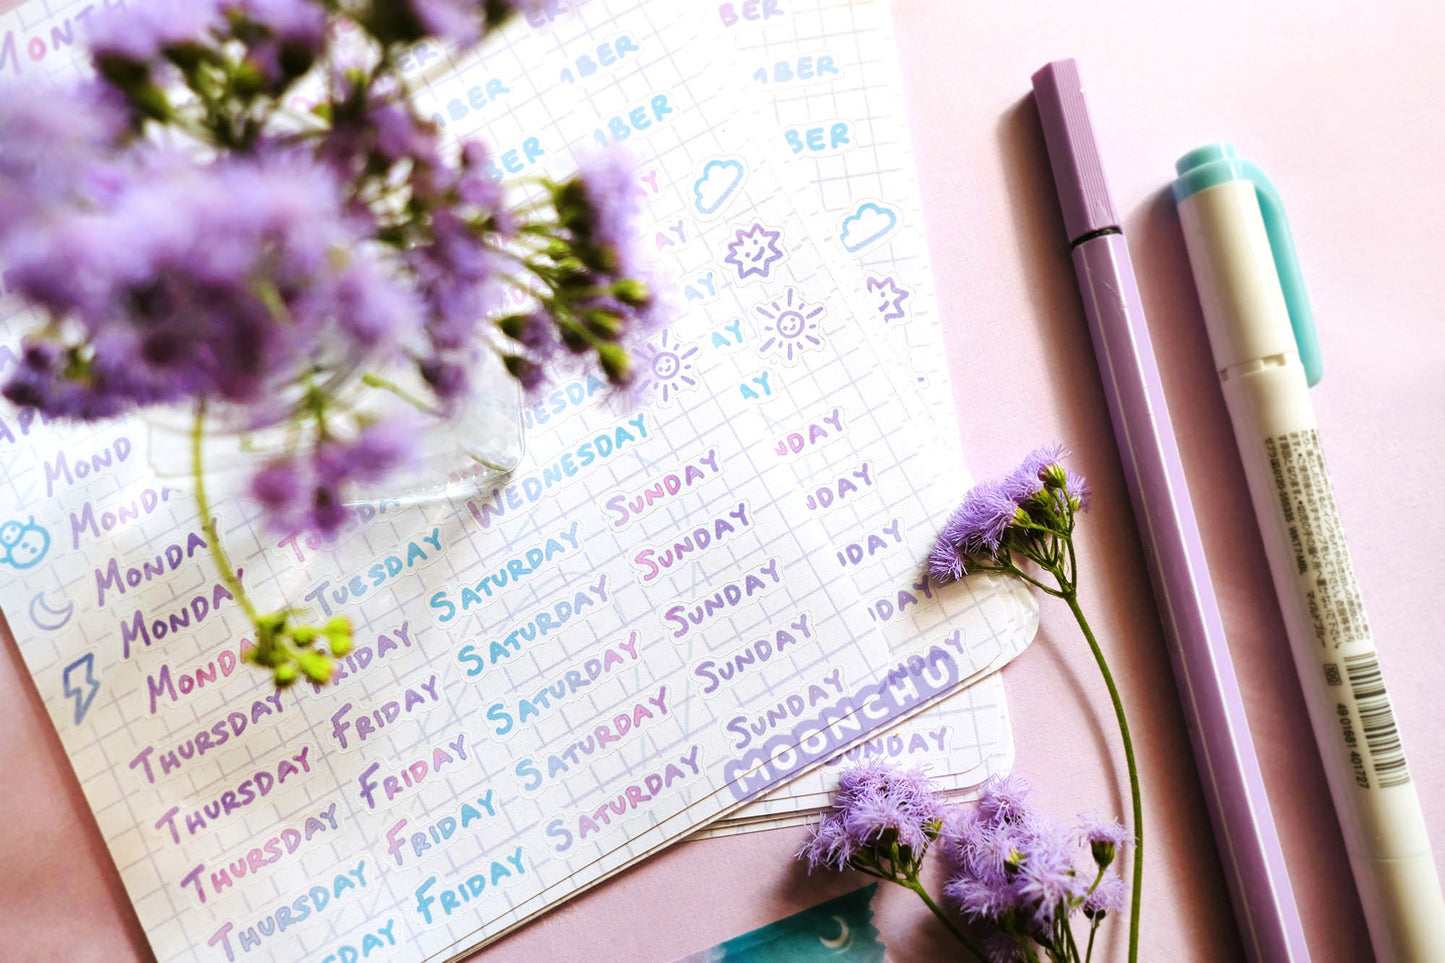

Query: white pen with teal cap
1174 143 1445 961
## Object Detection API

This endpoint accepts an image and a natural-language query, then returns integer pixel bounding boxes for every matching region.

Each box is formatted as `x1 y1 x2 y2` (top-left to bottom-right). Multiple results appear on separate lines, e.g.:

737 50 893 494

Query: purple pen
1031 60 1308 961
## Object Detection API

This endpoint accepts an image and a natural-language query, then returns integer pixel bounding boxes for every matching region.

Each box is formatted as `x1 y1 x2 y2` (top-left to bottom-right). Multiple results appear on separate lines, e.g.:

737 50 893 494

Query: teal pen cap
1173 144 1323 386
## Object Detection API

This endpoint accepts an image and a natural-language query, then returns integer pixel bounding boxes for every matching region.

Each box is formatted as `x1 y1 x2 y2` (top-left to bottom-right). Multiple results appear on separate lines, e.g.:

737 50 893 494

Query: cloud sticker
693 159 745 215
839 201 898 253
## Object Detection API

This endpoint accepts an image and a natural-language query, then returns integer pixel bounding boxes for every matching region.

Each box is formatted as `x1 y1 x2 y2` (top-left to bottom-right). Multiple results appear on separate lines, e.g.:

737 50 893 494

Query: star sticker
866 276 911 322
723 223 785 281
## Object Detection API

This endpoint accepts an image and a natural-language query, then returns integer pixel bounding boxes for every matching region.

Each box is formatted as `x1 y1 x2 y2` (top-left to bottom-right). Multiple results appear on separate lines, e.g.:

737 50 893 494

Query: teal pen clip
1173 144 1323 386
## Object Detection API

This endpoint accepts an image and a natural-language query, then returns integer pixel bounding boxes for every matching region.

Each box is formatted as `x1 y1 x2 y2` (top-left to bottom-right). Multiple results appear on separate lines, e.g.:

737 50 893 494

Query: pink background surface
3 2 1443 960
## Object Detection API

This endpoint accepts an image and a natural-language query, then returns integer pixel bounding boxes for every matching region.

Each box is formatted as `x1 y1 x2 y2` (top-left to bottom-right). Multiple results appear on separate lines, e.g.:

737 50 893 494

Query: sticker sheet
703 0 1026 829
0 2 1031 961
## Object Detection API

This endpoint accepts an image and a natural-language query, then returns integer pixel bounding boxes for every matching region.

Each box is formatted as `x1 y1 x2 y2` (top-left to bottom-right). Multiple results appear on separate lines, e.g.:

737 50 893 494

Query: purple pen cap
1031 59 1121 242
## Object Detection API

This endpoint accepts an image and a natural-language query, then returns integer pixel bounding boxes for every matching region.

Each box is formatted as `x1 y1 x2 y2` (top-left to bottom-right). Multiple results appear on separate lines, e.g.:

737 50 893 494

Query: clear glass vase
142 350 525 506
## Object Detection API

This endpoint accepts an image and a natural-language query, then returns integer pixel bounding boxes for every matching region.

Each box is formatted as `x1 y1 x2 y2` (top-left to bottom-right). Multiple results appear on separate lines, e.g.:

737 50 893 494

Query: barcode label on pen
1343 652 1411 788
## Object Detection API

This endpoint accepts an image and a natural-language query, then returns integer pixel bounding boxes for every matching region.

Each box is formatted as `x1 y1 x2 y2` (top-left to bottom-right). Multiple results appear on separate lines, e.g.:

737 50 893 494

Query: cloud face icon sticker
693 159 745 215
839 201 899 252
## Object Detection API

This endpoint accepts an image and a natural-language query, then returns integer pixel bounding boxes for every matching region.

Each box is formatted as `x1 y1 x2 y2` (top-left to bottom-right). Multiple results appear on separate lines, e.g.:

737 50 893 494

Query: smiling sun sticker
755 288 825 364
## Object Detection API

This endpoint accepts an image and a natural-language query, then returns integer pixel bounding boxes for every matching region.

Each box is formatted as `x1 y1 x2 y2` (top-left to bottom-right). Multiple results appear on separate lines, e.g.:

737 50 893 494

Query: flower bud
582 308 624 340
596 342 631 384
558 321 590 354
1041 462 1067 490
502 354 544 391
231 59 266 98
496 314 531 340
296 650 334 684
612 278 650 307
323 617 354 657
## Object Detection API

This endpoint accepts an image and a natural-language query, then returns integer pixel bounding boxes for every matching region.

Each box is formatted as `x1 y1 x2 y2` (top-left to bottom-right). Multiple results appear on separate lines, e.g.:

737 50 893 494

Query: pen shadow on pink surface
1127 189 1375 959
0 611 152 960
996 95 1252 956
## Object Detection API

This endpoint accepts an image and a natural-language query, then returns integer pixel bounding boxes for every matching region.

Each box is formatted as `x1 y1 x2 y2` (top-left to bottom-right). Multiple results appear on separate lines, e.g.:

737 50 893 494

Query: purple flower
942 774 1126 943
0 82 126 230
976 774 1037 828
797 810 860 873
369 102 440 167
411 0 483 47
316 419 414 486
571 151 640 270
251 459 304 515
1 341 127 420
943 810 1028 886
227 0 327 55
836 760 939 812
307 483 351 537
843 792 933 854
252 418 414 539
505 354 547 394
411 209 501 352
1083 870 1125 919
1005 443 1064 502
456 141 503 209
333 259 422 348
420 357 470 403
938 479 1023 556
927 536 967 582
1078 813 1130 868
944 873 1022 923
87 0 222 65
7 147 420 417
799 762 944 876
927 444 1091 584
1065 469 1091 510
1013 825 1086 925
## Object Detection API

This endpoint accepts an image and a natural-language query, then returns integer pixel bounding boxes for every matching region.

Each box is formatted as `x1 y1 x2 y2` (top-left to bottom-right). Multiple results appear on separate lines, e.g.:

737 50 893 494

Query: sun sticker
634 331 700 404
755 288 825 364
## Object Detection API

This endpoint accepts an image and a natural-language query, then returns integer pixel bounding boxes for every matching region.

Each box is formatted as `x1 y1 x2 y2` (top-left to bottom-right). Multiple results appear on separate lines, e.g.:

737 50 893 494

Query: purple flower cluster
499 150 665 393
1 148 414 419
798 761 946 876
796 764 1130 962
251 418 414 537
941 776 1126 951
928 445 1091 583
359 0 543 49
0 83 127 231
0 0 666 546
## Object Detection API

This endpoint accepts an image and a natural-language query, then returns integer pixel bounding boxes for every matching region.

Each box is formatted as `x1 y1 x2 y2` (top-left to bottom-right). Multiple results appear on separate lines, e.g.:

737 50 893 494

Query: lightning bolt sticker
62 652 100 726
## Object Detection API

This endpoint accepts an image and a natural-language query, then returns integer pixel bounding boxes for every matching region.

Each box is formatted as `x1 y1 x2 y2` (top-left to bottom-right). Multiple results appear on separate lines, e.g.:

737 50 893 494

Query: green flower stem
1063 589 1141 963
901 877 988 963
192 404 259 624
361 372 435 413
1061 910 1082 962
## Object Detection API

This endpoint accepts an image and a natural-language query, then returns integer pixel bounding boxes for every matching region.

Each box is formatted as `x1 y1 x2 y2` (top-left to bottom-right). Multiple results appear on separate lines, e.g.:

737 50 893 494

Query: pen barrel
1073 235 1306 962
1179 176 1445 959
1217 363 1445 961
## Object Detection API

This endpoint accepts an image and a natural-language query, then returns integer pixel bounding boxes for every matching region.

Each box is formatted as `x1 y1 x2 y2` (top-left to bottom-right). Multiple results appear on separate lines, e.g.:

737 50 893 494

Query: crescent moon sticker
818 915 852 951
30 591 75 632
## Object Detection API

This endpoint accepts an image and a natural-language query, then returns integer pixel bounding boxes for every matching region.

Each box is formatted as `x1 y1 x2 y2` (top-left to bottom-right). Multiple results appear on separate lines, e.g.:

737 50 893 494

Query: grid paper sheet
0 2 1030 961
